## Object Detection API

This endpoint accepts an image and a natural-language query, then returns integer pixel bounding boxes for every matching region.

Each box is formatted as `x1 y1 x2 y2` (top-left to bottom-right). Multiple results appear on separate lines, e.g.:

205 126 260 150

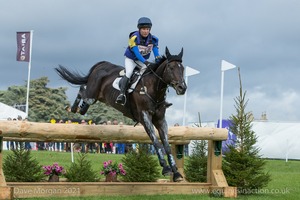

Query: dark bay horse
55 47 187 182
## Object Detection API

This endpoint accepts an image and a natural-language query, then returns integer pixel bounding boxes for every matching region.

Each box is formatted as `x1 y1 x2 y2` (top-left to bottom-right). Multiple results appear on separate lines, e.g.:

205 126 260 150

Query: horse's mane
156 55 167 65
150 54 182 74
148 55 167 73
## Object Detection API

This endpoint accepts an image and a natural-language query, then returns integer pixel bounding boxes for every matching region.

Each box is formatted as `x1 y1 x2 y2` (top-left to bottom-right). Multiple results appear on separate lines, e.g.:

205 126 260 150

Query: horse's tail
55 65 88 85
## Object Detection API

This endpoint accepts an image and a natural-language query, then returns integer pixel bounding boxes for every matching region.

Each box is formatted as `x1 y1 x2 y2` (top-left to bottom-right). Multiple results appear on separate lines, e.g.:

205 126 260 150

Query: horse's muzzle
173 81 187 95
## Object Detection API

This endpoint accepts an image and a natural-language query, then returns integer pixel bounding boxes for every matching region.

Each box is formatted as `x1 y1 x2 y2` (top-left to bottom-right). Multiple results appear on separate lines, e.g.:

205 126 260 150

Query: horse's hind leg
79 98 96 115
79 89 97 115
70 85 85 113
79 77 101 115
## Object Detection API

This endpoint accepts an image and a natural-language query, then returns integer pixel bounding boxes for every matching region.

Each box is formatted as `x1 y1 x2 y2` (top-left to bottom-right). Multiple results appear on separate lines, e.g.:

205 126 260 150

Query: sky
1 0 300 126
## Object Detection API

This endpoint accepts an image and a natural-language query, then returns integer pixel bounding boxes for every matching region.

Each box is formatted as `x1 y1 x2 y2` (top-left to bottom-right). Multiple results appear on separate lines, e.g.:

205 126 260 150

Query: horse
55 47 187 182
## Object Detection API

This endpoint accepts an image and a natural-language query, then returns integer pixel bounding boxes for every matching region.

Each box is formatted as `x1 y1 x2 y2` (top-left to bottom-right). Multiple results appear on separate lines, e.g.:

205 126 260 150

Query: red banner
16 32 31 62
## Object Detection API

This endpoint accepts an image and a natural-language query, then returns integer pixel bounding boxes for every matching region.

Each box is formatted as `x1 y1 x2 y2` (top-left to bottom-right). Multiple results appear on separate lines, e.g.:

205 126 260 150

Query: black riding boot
116 76 130 105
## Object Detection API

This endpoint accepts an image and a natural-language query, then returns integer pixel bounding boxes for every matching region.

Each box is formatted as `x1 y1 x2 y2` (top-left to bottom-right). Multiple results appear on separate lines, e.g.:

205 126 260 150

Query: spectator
47 142 54 151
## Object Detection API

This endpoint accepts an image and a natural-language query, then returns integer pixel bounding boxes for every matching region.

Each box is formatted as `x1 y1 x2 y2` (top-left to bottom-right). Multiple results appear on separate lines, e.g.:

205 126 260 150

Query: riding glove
144 61 152 68
155 56 162 63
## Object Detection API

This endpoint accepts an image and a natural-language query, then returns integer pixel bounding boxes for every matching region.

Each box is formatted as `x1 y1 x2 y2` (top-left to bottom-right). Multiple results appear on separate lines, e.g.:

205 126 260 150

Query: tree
86 102 135 125
3 143 45 182
0 77 71 121
184 140 207 182
0 76 135 124
28 77 70 122
121 146 160 182
65 153 99 182
222 67 271 194
0 85 27 111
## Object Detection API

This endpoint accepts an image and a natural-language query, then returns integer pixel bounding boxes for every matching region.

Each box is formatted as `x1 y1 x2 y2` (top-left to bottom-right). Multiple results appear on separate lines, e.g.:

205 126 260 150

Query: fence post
170 144 185 182
207 140 228 187
0 136 13 199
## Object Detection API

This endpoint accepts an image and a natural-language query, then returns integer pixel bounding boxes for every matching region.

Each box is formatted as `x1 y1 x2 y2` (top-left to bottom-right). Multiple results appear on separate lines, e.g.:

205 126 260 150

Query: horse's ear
178 48 183 59
165 46 171 58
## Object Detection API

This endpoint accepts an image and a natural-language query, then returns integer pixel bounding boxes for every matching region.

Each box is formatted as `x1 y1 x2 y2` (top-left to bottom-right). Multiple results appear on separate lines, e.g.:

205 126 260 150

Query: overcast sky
1 0 300 126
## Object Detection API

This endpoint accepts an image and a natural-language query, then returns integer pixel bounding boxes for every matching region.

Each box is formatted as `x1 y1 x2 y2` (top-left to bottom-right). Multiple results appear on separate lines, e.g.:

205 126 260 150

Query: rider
116 17 162 105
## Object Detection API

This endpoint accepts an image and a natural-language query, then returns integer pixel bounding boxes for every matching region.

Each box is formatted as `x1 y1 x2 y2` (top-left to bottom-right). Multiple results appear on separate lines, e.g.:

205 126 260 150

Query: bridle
137 58 184 106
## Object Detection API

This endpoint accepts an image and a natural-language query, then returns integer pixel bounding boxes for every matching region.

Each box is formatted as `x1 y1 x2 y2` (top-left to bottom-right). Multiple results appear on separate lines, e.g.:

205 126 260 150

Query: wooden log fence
0 121 237 199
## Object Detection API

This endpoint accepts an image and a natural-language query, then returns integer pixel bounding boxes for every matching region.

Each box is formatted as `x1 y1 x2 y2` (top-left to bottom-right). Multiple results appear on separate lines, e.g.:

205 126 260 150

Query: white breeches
124 57 147 78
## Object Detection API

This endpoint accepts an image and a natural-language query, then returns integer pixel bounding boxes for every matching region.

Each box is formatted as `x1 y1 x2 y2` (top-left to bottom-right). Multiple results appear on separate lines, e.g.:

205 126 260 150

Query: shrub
121 144 160 182
65 153 99 182
3 143 44 182
184 140 207 182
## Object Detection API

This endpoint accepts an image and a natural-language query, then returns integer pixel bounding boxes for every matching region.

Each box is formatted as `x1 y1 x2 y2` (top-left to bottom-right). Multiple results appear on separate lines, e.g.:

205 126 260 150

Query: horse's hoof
173 172 183 182
70 106 78 113
79 108 88 115
162 166 172 176
165 102 173 108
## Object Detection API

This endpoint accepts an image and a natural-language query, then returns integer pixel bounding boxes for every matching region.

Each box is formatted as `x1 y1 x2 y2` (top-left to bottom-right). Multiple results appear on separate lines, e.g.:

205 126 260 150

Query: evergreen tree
3 143 45 182
0 77 134 124
184 140 207 182
86 101 135 125
28 77 70 122
0 85 27 109
65 153 99 182
0 77 71 122
223 67 271 194
121 145 160 182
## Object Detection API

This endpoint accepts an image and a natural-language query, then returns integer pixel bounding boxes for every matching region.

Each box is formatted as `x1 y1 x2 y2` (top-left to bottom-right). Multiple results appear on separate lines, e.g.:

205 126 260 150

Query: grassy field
2 150 300 199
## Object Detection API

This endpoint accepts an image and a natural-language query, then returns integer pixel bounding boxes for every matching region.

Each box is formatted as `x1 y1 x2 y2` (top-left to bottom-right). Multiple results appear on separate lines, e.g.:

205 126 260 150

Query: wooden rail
0 121 227 143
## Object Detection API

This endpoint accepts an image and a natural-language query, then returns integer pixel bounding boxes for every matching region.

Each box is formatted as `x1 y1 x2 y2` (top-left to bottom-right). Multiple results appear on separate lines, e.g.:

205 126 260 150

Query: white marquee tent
1 102 27 150
188 120 300 160
252 121 300 160
0 102 26 120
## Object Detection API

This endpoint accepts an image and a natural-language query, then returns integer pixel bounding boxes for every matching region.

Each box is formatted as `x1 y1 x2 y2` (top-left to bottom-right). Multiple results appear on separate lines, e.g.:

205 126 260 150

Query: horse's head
162 47 187 95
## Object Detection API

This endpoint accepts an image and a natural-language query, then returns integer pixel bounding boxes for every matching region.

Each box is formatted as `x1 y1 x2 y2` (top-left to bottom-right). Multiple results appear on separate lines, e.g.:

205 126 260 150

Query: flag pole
25 30 33 118
182 66 200 126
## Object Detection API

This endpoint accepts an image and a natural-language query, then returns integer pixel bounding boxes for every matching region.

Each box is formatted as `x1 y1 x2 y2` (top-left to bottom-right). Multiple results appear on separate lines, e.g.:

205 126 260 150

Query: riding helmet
137 17 152 29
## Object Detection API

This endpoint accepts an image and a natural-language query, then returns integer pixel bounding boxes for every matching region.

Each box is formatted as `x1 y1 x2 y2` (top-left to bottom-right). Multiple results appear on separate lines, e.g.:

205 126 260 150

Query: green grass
2 150 300 199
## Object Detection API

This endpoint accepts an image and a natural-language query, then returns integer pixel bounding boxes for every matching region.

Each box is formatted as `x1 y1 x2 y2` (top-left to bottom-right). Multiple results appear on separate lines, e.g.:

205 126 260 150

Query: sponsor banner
217 119 237 153
16 31 31 62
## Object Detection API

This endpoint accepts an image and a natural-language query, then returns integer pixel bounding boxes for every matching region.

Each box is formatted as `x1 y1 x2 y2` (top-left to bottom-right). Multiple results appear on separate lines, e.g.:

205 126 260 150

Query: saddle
112 66 147 93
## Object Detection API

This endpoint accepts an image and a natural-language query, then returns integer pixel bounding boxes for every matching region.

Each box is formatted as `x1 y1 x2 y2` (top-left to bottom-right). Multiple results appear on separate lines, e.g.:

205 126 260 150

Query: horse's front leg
141 111 170 176
153 118 183 182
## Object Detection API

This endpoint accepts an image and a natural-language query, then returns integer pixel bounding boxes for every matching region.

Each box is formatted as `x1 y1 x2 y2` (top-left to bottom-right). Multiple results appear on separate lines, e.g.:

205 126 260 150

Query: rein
136 59 177 107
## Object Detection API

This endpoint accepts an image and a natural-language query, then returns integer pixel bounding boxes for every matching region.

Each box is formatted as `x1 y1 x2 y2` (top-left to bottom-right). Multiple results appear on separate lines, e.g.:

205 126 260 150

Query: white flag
185 66 200 77
221 60 236 71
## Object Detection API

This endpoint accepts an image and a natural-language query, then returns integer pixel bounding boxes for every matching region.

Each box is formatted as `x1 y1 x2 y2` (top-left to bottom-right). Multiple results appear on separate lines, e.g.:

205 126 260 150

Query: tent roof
252 121 300 160
0 102 26 120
